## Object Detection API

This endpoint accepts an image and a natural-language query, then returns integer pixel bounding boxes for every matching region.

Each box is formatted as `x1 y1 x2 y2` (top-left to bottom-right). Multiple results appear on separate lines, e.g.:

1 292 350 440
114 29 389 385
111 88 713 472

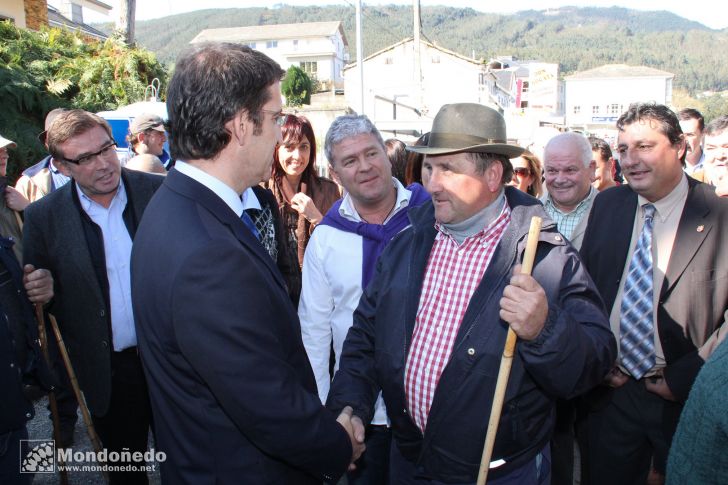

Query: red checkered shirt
405 199 511 432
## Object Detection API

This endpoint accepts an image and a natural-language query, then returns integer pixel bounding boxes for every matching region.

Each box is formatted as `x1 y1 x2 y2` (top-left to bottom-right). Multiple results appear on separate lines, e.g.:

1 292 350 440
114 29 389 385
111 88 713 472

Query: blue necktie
620 204 656 379
241 209 260 241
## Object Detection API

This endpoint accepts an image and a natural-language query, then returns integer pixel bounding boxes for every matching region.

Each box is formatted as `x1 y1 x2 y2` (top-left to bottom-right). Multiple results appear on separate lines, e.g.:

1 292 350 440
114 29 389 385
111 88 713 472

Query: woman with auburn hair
268 114 340 276
509 151 544 198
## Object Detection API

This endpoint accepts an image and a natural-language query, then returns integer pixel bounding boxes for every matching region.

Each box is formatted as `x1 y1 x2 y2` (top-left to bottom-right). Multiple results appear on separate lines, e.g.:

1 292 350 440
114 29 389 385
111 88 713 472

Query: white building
565 64 674 133
480 57 564 142
344 37 493 138
190 21 348 89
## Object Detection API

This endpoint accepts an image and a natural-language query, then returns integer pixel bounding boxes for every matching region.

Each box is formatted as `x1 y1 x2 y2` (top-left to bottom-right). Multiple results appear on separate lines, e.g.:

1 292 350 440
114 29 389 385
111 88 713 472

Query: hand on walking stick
477 216 542 485
23 264 53 304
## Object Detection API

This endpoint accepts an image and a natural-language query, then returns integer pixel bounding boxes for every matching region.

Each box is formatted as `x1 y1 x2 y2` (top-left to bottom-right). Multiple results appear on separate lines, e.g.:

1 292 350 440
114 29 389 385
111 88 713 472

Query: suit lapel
661 182 710 297
58 184 106 298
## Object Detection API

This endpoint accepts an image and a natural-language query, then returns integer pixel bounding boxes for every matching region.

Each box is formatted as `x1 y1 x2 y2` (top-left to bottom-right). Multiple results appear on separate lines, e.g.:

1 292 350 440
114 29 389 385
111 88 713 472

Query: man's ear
56 160 73 178
328 164 341 185
589 159 597 182
231 110 249 147
486 160 504 192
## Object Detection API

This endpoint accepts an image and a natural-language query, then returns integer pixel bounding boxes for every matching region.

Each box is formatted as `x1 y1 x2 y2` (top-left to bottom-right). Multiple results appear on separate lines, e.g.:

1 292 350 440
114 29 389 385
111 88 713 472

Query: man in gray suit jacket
23 109 163 485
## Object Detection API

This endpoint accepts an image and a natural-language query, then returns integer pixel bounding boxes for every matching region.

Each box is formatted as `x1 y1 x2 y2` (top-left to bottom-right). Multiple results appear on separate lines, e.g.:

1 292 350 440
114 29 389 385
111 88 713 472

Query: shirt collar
544 186 596 215
338 177 412 223
637 172 689 223
175 160 245 217
49 158 61 174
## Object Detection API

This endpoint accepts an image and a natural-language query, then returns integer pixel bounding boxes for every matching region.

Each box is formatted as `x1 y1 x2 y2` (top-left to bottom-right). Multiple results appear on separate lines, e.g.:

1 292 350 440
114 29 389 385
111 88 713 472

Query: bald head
126 154 166 175
543 132 595 212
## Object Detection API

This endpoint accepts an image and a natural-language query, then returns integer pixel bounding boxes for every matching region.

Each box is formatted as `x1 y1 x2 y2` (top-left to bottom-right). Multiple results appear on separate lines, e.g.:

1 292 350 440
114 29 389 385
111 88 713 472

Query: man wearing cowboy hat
326 103 615 484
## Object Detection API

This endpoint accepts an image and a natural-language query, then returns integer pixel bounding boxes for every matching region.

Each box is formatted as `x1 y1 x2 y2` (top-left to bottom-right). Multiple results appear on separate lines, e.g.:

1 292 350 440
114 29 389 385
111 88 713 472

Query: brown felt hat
408 103 524 158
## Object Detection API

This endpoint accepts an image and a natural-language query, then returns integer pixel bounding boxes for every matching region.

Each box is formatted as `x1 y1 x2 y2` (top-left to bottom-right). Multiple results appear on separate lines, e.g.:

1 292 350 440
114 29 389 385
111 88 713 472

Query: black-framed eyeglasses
260 109 287 127
513 167 531 177
63 140 117 166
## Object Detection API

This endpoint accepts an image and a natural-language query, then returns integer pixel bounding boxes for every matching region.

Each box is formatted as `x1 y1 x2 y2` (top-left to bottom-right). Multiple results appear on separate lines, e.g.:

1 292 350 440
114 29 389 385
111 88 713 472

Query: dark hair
404 132 429 185
518 151 543 198
589 136 613 163
47 109 113 161
166 42 285 161
468 152 513 185
678 108 705 131
617 103 683 146
385 138 407 184
705 115 728 137
272 114 318 181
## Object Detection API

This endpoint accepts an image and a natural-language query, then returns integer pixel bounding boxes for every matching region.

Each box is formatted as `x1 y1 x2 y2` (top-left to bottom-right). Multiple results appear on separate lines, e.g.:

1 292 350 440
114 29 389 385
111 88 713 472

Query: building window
293 40 298 49
384 57 394 65
521 81 529 93
300 61 318 78
246 42 256 49
573 105 581 114
609 103 620 114
266 40 278 48
431 55 440 64
520 101 529 108
592 105 600 114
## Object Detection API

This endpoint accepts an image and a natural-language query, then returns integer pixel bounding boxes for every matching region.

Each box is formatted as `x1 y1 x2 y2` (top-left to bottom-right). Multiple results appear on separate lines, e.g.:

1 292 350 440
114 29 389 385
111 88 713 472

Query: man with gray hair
326 103 615 483
299 114 429 484
542 131 597 251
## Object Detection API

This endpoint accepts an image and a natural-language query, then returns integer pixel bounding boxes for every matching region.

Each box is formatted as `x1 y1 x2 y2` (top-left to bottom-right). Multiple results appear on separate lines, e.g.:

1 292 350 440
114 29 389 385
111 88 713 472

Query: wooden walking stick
33 304 69 485
476 216 542 485
46 311 109 482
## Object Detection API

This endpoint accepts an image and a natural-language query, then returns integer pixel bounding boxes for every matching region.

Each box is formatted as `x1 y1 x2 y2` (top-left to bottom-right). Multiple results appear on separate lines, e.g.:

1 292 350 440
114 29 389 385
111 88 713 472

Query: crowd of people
1 41 728 485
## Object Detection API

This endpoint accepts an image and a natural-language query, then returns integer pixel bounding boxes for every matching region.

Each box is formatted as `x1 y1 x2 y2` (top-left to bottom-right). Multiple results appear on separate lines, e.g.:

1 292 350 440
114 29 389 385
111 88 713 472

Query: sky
50 0 728 30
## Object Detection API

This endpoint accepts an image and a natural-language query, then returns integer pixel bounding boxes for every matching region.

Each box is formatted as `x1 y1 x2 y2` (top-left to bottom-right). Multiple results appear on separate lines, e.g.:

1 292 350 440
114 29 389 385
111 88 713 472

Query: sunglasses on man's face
513 167 531 177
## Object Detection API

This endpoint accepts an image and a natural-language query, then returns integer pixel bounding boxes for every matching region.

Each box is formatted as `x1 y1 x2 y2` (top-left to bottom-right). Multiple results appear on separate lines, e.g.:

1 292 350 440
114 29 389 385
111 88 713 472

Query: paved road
26 396 161 484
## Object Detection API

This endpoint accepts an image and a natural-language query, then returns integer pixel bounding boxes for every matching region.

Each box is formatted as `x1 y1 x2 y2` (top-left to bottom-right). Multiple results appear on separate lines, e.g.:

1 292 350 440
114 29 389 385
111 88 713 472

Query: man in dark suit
130 43 361 484
23 109 163 485
580 102 728 484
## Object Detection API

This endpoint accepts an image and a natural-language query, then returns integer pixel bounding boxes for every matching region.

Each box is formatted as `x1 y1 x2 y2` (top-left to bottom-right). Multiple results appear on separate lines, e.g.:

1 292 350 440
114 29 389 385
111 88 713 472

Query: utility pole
356 0 365 115
117 0 136 46
413 0 422 115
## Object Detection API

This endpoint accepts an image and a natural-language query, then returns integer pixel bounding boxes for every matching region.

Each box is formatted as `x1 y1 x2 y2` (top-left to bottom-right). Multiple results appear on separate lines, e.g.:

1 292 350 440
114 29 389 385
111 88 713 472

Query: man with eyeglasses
22 109 163 484
130 43 362 484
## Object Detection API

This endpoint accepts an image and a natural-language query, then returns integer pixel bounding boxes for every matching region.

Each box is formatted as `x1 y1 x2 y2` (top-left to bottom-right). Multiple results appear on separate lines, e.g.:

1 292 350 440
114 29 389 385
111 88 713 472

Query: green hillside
94 5 728 93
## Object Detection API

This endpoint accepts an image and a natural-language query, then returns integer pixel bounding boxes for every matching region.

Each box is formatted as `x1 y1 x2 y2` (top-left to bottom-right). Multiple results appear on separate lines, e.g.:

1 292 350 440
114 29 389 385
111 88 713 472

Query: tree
116 0 137 46
281 66 312 107
0 22 167 180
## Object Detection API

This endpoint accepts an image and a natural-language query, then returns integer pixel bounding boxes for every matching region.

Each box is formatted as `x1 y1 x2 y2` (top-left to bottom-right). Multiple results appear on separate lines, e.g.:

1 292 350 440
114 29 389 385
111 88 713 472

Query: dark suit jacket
22 168 163 416
580 177 728 401
130 169 351 484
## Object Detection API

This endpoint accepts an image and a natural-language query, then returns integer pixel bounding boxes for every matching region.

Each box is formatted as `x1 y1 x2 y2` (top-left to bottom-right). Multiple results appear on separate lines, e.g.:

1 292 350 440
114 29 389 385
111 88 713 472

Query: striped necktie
620 203 656 379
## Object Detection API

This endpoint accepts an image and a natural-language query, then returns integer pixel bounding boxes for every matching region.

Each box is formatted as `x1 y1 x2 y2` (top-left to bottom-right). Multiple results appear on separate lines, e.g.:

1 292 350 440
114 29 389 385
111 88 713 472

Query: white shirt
298 178 416 426
174 161 262 216
76 181 135 351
